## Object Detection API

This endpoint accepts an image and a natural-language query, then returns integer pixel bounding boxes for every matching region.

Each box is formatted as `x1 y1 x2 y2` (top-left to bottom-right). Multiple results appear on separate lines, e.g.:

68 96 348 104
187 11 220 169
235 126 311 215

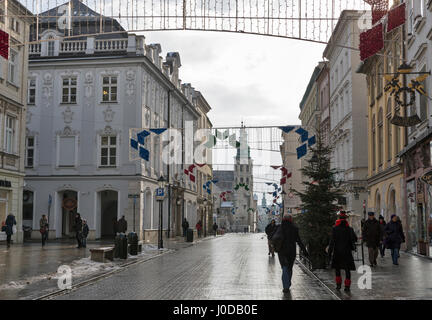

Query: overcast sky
143 30 326 128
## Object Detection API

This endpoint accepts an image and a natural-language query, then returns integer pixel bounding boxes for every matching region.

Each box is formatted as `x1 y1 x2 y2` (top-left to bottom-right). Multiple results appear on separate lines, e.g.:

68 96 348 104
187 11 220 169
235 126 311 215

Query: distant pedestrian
112 217 118 236
265 219 278 257
82 219 89 248
196 220 203 238
39 214 49 247
378 215 386 258
329 211 357 292
182 218 189 237
384 214 405 265
276 213 308 293
117 215 128 234
74 213 83 248
4 213 16 248
212 222 218 236
362 211 381 267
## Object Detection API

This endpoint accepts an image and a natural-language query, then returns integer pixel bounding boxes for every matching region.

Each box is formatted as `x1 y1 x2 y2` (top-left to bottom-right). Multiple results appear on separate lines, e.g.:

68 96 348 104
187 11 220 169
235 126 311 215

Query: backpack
270 225 284 253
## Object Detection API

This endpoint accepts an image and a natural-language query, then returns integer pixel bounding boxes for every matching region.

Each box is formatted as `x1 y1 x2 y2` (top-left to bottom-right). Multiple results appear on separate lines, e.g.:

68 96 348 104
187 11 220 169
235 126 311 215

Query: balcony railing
95 39 128 52
60 40 87 53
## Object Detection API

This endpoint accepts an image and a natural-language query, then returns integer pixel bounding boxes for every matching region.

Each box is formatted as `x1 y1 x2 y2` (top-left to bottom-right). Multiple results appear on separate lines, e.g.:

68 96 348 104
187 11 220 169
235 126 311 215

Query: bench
90 247 114 263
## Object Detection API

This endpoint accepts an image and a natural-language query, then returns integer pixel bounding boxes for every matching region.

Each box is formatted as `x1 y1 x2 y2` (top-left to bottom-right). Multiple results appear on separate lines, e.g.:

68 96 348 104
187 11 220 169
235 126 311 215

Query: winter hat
338 211 348 219
368 211 375 216
379 215 384 220
391 214 397 220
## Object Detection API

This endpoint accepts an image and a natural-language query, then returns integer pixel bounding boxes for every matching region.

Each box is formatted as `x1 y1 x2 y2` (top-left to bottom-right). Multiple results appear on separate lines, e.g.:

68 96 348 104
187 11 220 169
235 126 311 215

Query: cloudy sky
143 30 326 128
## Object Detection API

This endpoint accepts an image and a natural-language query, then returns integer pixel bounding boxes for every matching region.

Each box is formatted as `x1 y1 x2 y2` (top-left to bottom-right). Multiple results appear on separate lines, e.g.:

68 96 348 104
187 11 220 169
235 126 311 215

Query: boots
335 276 342 290
344 279 351 292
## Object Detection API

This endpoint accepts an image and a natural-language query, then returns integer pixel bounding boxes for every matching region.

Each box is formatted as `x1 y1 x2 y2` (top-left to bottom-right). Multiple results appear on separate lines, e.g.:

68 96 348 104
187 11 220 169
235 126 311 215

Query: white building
323 10 368 215
24 0 201 242
0 0 33 243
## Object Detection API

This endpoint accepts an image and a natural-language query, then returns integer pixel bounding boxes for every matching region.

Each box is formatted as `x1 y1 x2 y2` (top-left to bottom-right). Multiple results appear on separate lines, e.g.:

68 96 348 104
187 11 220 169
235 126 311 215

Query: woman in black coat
5 214 16 248
328 212 357 292
384 214 405 265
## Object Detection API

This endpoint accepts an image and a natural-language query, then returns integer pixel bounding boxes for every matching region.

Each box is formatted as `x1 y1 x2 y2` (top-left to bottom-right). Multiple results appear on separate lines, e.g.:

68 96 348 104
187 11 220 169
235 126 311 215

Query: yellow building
358 20 406 225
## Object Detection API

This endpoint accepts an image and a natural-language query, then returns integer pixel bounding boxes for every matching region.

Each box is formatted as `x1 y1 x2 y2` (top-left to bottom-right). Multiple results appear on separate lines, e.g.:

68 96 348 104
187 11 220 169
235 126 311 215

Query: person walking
276 213 308 293
384 214 405 265
39 214 49 247
5 213 16 248
74 213 83 248
196 220 203 238
328 211 357 292
182 218 189 237
378 215 387 258
265 219 278 257
362 211 382 267
212 222 218 236
117 215 128 234
82 219 89 248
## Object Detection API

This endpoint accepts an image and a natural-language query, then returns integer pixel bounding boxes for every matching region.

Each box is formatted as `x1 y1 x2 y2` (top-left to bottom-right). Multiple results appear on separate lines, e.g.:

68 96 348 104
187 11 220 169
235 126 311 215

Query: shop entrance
100 190 118 238
61 190 78 238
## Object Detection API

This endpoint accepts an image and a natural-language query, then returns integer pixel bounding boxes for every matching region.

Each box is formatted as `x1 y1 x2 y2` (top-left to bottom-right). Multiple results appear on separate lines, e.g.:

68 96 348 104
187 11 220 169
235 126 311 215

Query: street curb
295 258 342 301
33 249 173 300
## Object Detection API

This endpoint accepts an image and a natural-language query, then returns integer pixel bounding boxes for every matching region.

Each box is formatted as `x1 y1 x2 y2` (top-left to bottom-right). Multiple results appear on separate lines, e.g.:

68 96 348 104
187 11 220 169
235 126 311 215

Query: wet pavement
53 233 336 300
0 237 196 299
313 251 432 300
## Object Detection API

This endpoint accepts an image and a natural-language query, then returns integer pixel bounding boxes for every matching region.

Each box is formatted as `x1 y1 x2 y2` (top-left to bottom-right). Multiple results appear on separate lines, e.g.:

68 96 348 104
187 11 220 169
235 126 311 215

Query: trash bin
115 233 128 259
186 228 194 242
128 232 138 255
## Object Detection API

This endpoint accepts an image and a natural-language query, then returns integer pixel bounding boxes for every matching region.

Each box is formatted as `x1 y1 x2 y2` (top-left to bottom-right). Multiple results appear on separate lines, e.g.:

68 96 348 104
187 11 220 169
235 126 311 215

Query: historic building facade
397 0 432 256
324 10 368 217
0 0 33 243
24 0 202 242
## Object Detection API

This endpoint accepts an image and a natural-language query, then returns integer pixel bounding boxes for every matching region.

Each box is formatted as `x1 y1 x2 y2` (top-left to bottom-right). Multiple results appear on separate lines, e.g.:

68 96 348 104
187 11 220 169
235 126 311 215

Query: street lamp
157 176 166 249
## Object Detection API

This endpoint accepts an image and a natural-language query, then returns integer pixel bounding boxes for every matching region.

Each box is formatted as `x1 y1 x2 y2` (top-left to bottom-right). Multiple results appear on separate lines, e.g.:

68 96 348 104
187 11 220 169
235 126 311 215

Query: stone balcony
29 35 145 57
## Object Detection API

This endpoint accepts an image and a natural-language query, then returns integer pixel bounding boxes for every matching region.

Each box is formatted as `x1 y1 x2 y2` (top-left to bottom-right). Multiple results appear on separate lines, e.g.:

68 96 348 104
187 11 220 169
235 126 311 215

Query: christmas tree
293 127 343 269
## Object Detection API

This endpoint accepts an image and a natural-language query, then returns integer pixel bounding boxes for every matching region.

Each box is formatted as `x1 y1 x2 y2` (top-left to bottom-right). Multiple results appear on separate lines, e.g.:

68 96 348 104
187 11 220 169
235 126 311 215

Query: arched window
372 114 376 171
378 108 383 167
375 191 381 216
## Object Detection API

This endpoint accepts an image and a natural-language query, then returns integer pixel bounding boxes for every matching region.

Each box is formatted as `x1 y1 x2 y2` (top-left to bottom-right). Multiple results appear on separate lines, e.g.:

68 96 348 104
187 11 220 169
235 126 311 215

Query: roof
30 0 127 41
299 64 323 110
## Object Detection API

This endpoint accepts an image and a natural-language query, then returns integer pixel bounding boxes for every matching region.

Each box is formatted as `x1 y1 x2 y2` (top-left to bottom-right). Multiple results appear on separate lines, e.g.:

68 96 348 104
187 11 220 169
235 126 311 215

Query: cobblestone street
53 233 336 300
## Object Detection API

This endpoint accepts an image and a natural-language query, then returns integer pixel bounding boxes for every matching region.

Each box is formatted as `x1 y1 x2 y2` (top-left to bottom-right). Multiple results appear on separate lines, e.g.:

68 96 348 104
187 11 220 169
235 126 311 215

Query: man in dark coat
212 222 218 237
117 215 128 234
384 214 405 265
265 219 278 257
329 212 357 292
277 214 308 293
378 215 386 258
362 211 382 267
182 218 189 237
5 213 16 248
74 213 83 248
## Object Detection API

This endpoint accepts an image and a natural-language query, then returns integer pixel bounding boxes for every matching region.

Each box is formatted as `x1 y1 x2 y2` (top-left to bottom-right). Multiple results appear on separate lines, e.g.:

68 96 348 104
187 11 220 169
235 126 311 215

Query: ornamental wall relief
62 106 74 124
103 106 115 123
42 72 53 102
126 69 136 105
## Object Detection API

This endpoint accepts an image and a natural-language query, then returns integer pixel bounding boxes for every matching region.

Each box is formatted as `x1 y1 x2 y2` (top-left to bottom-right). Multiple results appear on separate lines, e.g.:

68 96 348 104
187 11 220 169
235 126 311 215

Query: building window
5 115 15 154
377 63 383 95
100 136 117 167
62 77 77 104
419 66 428 121
378 108 383 167
372 114 376 171
9 18 19 34
370 73 376 102
395 107 401 154
28 78 36 104
25 137 35 167
47 36 55 56
0 8 4 24
386 49 393 73
102 76 118 102
58 136 76 167
8 50 18 85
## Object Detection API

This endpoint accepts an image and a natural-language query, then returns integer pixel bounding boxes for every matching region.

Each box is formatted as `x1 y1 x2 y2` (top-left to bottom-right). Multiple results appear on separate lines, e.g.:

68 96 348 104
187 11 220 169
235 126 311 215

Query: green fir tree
293 127 343 269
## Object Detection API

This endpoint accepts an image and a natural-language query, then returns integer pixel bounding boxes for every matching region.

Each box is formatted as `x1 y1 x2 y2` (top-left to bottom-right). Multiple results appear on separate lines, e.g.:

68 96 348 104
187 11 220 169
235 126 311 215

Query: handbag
12 225 17 234
270 226 284 253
